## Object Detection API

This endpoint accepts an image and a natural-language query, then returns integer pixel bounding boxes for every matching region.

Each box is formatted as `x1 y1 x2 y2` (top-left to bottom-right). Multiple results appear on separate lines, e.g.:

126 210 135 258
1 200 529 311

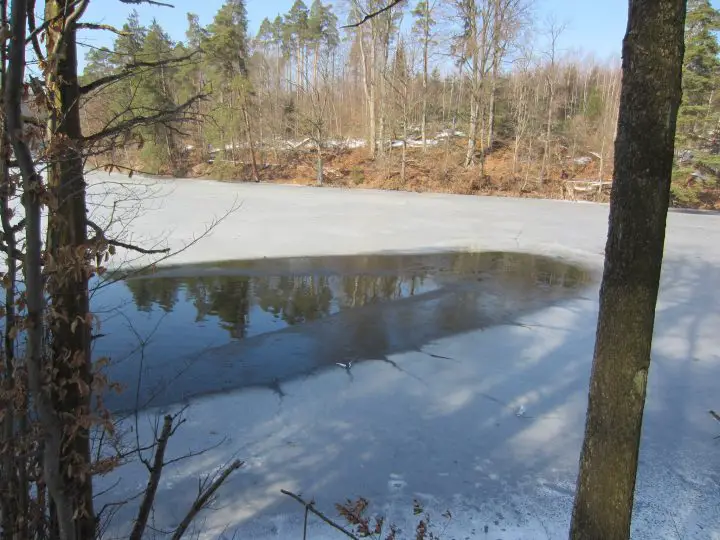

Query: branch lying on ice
281 489 361 540
170 460 243 540
87 219 170 255
79 51 200 95
82 94 206 144
711 410 720 423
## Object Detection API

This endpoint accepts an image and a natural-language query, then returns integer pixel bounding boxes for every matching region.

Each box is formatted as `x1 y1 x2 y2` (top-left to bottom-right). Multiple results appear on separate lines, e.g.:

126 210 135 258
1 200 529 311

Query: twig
129 415 173 540
710 410 720 423
280 489 361 540
170 460 243 540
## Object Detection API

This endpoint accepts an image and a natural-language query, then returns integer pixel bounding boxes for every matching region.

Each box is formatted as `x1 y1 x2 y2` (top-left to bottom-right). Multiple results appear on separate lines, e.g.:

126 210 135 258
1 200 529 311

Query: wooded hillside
80 0 720 207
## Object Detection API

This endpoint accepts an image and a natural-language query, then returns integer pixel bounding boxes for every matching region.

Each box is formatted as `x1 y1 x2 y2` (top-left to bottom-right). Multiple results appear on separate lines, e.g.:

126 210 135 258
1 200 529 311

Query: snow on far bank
86 172 720 539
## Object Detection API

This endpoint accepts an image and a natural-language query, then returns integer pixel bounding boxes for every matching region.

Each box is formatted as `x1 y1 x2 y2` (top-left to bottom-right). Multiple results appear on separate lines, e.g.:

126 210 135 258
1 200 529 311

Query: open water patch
91 251 592 412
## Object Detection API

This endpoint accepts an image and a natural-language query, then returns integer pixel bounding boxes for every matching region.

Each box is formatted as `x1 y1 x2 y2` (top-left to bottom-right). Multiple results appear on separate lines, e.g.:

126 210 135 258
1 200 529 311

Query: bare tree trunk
0 0 20 531
44 1 96 537
316 141 323 186
569 1 686 538
243 103 260 182
540 73 553 183
6 1 80 539
420 0 430 152
358 27 376 158
464 0 479 167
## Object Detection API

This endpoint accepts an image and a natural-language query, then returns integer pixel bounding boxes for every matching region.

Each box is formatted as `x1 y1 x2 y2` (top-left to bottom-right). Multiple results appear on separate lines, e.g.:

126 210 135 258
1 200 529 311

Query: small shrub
670 182 700 207
350 166 365 185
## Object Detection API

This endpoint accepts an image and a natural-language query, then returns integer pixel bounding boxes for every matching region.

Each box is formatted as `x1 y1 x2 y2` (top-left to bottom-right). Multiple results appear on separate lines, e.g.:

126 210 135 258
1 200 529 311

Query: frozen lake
89 175 720 539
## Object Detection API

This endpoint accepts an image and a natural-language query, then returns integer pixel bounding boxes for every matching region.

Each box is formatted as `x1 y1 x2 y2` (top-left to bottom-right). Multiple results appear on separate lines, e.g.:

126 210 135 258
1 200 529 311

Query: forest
79 0 720 207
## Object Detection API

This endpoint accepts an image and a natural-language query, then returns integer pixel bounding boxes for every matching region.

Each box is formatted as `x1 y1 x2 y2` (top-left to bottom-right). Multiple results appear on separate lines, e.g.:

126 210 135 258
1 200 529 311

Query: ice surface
84 173 720 539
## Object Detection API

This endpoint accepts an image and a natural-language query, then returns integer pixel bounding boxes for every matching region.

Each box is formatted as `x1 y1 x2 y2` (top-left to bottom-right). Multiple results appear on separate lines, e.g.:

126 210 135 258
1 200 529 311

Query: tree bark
569 1 686 539
44 1 96 538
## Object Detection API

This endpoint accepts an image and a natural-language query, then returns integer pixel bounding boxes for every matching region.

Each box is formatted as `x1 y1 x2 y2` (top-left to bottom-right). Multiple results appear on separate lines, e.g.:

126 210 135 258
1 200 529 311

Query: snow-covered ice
89 173 720 539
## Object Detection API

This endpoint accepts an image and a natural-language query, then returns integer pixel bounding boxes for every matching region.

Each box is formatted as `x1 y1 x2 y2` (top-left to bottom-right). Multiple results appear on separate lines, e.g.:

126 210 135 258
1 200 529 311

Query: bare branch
119 0 175 7
280 490 361 540
80 51 200 95
87 218 170 255
26 0 44 63
77 22 129 36
170 460 243 540
128 415 173 540
342 0 405 28
83 94 207 144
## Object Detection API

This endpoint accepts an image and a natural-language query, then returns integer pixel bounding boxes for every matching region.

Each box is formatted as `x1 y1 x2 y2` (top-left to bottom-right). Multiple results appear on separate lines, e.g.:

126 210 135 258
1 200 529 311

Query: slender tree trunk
358 27 376 158
464 0 479 167
44 1 96 537
540 74 553 183
569 1 686 539
316 140 323 186
0 0 19 530
243 102 260 182
421 1 430 152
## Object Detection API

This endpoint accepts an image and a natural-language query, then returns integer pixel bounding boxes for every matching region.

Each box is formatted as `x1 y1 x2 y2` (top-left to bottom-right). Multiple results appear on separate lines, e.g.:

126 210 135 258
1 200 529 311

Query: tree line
79 0 719 200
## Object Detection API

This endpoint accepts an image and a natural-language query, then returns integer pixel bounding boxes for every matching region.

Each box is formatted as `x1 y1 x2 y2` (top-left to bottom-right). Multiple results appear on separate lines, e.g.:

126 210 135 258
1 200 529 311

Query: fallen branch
710 410 720 423
128 415 173 540
87 219 170 255
170 460 243 540
280 489 361 540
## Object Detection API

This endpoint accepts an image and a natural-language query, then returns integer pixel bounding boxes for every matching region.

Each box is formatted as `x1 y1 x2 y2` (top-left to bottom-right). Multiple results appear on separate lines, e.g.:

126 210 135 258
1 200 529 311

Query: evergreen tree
205 0 250 77
115 9 147 64
677 0 720 147
136 20 180 172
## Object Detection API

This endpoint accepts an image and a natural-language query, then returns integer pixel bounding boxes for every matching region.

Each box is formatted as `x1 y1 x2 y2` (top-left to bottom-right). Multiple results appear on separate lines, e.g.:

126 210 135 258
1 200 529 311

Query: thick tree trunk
44 1 96 538
569 1 686 539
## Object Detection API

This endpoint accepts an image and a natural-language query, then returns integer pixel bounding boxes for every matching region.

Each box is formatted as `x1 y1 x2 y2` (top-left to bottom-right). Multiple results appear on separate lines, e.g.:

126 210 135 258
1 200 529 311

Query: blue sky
76 0 704 72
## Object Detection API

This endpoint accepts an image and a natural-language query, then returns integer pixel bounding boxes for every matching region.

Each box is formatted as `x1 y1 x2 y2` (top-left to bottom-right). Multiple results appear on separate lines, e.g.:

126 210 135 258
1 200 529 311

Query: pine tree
137 20 180 172
677 0 720 148
205 0 259 179
206 0 250 77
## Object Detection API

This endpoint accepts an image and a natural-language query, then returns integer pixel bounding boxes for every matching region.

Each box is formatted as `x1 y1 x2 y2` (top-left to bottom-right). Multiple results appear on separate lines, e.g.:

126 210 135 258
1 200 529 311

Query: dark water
91 252 592 412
